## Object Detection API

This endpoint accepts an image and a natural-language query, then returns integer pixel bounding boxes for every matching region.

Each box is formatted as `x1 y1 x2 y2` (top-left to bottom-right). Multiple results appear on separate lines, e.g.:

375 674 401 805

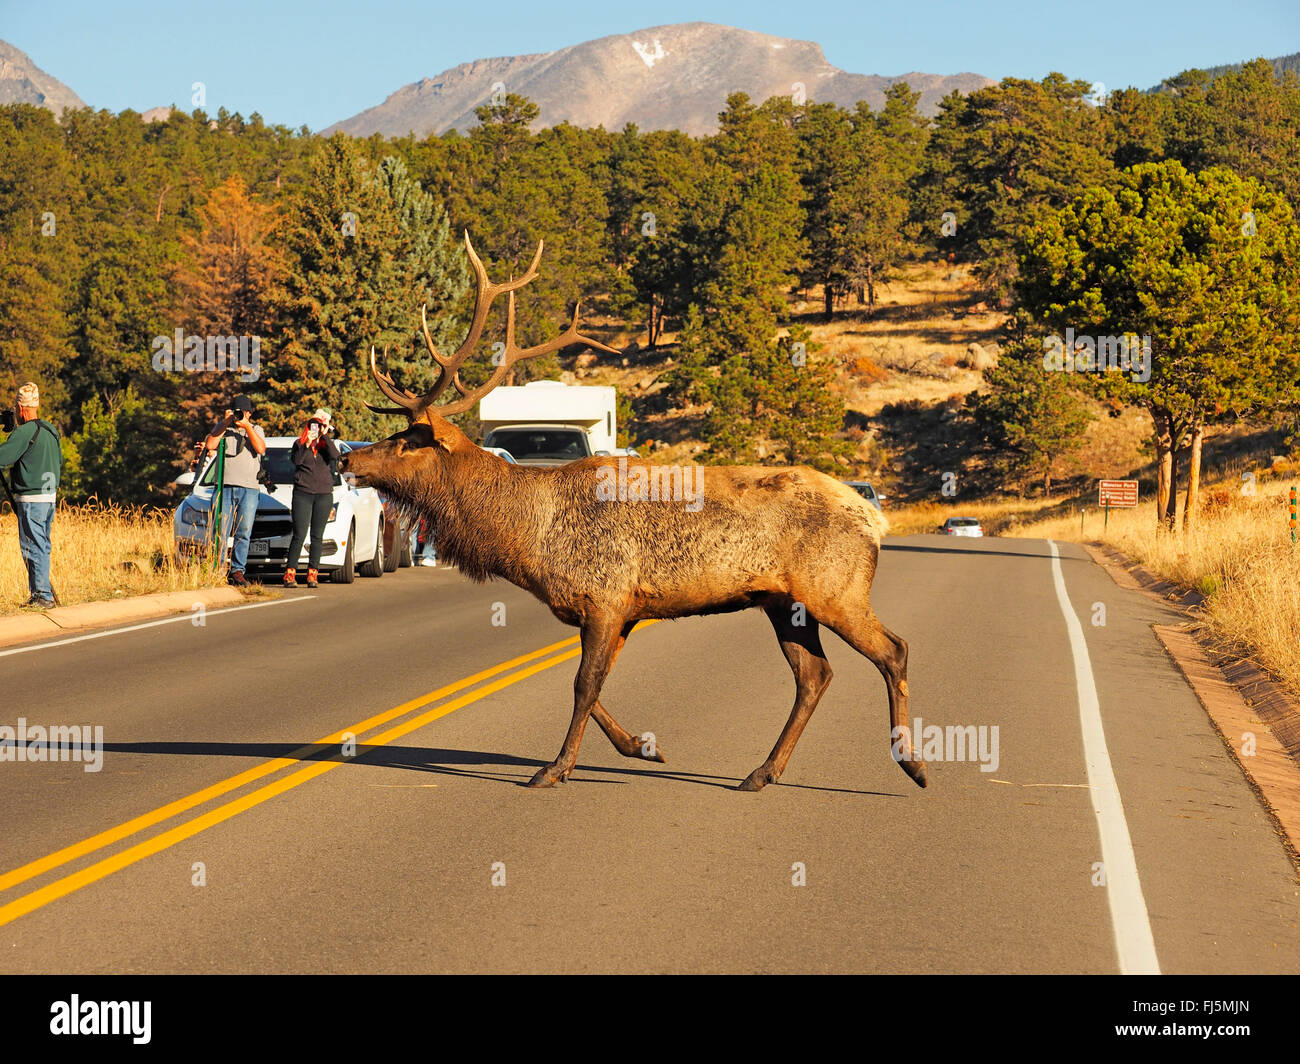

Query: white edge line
0 596 315 658
1049 539 1160 975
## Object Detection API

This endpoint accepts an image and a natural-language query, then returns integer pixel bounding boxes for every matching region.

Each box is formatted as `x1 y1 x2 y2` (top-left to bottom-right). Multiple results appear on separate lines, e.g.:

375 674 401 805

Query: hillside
1147 50 1300 90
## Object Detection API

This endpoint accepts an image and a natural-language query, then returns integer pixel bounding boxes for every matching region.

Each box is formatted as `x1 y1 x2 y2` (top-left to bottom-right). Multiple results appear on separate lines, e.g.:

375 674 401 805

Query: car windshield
851 484 876 499
486 429 587 461
950 518 980 527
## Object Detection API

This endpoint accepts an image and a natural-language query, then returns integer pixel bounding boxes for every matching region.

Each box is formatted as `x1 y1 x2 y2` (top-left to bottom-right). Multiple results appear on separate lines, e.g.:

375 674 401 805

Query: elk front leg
527 615 626 788
589 623 665 763
591 701 666 763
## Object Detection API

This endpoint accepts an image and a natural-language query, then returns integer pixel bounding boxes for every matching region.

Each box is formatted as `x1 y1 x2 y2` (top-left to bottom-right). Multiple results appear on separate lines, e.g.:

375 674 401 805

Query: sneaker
24 596 54 610
283 568 298 588
306 568 318 588
420 557 438 567
228 571 249 587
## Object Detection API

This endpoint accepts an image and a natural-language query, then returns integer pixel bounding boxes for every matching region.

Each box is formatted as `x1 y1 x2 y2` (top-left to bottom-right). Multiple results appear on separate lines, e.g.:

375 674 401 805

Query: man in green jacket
0 383 62 608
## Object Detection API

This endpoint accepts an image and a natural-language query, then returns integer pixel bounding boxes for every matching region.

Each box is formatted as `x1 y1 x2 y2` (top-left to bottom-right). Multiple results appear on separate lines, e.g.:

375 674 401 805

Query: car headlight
328 505 337 522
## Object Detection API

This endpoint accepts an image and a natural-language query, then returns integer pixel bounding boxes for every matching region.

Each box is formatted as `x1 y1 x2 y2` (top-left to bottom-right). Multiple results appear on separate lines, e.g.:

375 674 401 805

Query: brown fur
340 409 926 791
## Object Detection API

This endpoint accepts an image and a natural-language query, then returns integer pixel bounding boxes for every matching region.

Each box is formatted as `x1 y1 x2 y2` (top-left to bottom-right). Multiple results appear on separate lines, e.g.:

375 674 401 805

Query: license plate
248 539 269 557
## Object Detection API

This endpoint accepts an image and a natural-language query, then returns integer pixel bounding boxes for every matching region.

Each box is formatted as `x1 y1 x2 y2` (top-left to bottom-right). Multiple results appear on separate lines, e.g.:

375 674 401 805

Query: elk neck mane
398 432 549 586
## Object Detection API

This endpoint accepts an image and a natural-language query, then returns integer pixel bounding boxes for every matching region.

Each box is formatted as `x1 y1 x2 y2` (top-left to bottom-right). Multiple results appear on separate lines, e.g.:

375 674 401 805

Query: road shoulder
0 587 255 648
1086 542 1300 868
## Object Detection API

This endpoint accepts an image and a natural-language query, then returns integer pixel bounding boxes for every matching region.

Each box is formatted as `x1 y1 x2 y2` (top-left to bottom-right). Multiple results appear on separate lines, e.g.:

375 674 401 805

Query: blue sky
3 0 1297 130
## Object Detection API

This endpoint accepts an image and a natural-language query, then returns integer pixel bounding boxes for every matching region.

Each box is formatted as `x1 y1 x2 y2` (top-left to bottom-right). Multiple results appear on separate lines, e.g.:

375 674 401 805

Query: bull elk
340 234 926 791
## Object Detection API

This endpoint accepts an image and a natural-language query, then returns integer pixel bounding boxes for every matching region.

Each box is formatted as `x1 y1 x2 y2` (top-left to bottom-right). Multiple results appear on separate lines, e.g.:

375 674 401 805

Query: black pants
288 489 331 570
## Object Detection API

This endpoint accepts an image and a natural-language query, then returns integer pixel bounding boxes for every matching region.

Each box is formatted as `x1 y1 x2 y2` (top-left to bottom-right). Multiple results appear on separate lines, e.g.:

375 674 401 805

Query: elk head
339 233 618 491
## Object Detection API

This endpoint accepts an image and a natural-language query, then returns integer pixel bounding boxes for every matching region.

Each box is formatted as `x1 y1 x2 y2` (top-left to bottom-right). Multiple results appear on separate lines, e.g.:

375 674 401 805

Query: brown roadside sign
1099 480 1139 507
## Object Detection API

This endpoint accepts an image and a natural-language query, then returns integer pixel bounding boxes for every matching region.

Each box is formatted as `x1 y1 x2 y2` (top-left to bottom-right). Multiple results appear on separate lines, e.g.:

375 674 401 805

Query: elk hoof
899 758 928 788
526 768 560 788
526 762 574 788
737 767 775 792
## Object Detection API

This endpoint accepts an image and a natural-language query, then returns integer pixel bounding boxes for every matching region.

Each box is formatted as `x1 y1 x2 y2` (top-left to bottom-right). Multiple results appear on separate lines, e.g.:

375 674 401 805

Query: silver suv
842 481 885 511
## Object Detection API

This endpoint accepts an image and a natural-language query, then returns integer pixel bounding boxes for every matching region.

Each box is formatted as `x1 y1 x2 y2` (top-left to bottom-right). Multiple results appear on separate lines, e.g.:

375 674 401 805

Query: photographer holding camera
0 383 62 608
283 408 338 589
203 395 266 587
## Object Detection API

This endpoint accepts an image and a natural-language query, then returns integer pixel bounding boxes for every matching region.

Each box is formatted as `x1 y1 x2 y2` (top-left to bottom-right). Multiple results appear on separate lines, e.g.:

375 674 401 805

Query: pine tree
969 334 1090 497
917 74 1115 297
1018 160 1300 527
265 138 468 440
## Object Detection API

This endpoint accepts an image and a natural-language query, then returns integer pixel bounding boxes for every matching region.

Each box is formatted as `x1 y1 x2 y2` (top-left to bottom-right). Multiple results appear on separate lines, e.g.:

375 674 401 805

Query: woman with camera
283 409 338 588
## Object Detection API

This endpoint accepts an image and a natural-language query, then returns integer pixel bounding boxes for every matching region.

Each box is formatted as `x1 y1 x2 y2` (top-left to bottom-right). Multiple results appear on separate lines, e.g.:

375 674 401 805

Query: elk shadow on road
98 740 904 796
882 541 1093 562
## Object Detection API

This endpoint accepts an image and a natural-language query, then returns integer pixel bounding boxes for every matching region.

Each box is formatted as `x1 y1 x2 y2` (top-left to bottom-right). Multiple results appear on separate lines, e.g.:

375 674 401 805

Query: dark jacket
0 419 62 497
290 435 339 494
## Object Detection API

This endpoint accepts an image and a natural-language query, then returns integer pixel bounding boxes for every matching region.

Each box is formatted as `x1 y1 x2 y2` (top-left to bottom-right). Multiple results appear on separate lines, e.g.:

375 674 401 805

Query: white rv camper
479 381 619 466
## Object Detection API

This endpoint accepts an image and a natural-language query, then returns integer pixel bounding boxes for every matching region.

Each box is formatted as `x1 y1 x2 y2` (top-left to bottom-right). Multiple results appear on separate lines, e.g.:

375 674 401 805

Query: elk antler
367 232 618 418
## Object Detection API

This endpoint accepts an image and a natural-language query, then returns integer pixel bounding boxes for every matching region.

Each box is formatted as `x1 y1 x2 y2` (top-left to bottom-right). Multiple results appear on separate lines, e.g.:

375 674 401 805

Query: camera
0 410 14 433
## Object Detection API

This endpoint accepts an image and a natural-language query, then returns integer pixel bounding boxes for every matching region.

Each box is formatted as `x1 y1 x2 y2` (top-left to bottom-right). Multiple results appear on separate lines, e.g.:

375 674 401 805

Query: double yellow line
0 627 650 928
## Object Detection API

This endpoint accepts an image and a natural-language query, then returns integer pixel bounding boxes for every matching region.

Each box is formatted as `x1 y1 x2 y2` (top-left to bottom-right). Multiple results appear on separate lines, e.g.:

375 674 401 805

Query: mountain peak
0 39 87 117
324 23 992 137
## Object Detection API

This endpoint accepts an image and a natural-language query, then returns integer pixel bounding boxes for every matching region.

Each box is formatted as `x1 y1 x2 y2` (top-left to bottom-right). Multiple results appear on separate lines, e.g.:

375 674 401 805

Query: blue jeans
219 486 260 573
17 501 54 600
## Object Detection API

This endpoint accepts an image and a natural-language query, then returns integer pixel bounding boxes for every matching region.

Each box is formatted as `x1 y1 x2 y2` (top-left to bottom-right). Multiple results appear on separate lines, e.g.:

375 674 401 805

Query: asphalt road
1 536 1297 973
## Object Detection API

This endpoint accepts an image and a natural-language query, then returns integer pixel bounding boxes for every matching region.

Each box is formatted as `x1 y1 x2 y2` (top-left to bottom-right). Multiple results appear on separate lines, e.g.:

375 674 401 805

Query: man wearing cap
0 383 62 608
204 395 266 587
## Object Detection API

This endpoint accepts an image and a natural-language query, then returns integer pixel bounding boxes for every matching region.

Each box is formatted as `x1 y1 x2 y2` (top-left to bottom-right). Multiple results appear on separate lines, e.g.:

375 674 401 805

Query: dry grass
0 501 227 614
1005 477 1300 697
793 260 1002 417
574 261 1005 474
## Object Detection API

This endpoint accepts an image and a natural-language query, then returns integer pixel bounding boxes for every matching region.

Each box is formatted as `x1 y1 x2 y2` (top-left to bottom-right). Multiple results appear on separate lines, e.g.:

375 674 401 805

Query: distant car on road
937 516 985 537
174 438 386 582
842 481 886 511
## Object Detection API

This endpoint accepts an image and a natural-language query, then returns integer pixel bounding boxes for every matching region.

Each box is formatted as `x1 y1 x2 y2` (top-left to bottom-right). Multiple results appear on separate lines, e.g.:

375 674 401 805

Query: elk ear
406 421 454 453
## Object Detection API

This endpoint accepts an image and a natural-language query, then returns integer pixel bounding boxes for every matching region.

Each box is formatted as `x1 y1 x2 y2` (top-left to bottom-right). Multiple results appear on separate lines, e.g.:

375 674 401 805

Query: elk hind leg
827 608 926 788
739 603 834 792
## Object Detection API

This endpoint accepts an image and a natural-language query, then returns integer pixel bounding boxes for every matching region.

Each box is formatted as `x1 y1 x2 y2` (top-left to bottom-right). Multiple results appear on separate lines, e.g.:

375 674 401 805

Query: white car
937 516 985 537
173 437 386 582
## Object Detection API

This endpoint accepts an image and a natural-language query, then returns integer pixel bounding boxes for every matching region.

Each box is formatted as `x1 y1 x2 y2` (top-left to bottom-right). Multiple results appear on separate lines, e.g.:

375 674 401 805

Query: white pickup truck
480 381 625 467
